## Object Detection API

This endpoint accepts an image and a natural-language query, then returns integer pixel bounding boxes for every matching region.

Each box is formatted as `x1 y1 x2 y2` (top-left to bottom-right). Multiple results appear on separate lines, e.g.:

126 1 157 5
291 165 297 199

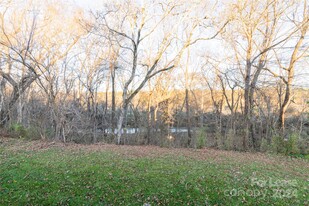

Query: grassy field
0 138 308 206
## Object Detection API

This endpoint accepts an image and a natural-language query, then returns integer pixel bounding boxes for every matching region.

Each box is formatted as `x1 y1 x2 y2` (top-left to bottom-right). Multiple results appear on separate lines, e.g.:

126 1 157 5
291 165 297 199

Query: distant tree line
0 0 308 154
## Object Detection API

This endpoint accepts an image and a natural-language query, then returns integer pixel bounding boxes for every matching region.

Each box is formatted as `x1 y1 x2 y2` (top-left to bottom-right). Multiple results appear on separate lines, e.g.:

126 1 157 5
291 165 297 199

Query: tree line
0 0 308 154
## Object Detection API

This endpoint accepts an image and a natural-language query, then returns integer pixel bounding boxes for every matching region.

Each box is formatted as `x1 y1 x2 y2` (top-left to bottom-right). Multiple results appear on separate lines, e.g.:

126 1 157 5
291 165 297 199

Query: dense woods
0 0 308 154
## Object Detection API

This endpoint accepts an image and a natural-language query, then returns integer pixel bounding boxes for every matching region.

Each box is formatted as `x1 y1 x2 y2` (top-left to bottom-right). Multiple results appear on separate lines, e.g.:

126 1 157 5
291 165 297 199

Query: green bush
9 123 27 138
271 132 300 155
196 127 206 149
9 123 41 140
271 135 285 153
285 133 300 155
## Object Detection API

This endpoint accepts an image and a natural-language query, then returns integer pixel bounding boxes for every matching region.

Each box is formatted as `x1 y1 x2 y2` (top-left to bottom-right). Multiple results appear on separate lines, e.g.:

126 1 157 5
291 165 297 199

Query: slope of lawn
0 138 308 206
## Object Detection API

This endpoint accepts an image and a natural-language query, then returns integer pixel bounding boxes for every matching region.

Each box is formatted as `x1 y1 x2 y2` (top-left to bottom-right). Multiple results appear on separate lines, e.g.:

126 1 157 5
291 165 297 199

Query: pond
103 127 189 134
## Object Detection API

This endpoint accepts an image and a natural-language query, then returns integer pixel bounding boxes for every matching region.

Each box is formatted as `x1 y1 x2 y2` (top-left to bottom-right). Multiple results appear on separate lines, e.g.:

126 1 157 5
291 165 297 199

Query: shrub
260 138 270 152
9 123 41 140
9 123 27 138
26 126 42 140
285 133 300 155
271 135 285 154
216 131 225 150
271 132 300 155
226 129 235 150
196 127 207 149
297 136 309 154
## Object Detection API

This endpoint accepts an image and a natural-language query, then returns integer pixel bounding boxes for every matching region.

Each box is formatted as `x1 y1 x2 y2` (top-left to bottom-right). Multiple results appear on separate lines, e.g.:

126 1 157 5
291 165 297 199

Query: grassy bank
0 138 308 205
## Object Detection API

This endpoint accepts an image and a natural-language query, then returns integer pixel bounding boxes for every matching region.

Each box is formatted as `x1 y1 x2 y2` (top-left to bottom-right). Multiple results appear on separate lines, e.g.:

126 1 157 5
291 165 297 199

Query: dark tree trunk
186 89 192 147
111 68 116 134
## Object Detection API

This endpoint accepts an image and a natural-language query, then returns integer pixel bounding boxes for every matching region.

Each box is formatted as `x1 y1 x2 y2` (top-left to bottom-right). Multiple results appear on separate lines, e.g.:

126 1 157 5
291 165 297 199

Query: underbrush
8 123 41 140
3 123 309 159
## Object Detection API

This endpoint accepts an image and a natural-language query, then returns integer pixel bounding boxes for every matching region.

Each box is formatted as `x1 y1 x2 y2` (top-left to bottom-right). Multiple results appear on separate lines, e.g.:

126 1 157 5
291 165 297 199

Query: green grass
0 139 308 205
288 153 309 160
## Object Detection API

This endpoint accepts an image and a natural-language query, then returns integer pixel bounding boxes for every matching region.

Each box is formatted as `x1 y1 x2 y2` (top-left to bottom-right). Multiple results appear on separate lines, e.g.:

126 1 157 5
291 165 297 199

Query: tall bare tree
92 1 201 144
225 0 303 149
265 0 309 130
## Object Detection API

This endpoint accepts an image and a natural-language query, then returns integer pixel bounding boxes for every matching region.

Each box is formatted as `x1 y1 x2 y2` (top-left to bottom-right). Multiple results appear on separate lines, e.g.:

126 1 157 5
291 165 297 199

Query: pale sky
73 0 104 10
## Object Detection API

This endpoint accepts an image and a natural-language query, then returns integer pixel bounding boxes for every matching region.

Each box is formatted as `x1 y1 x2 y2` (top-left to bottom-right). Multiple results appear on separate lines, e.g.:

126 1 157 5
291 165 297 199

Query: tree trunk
186 89 192 147
0 84 30 127
278 82 291 131
116 103 128 145
243 56 252 150
111 68 116 134
145 101 152 145
0 110 9 127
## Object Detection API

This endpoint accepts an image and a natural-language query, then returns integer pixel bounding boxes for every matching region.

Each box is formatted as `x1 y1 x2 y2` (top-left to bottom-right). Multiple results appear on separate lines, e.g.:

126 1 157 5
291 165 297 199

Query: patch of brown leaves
1 137 308 175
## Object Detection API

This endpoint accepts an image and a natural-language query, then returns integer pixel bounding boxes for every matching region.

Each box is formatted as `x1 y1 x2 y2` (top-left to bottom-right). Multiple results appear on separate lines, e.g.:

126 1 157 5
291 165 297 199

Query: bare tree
91 1 201 144
265 0 309 130
0 2 40 126
224 0 303 149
